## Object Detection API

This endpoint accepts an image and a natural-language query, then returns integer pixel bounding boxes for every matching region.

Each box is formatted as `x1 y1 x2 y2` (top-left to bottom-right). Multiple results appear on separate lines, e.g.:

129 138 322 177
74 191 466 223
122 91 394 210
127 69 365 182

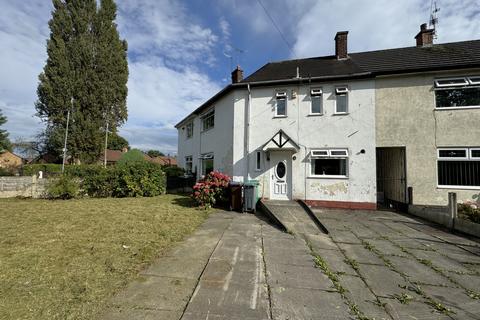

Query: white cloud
292 0 480 58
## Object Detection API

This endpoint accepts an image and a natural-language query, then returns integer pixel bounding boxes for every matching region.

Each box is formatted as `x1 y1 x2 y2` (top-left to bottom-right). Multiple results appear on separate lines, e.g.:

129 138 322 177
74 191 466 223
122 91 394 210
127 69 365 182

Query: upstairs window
310 88 323 115
437 147 480 187
335 87 349 114
310 149 348 178
435 76 480 109
202 110 215 131
275 91 287 117
186 122 194 138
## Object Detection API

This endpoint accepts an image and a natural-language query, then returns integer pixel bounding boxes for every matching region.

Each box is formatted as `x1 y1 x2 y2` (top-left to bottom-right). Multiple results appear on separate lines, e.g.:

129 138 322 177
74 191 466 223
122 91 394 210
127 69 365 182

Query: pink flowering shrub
192 171 231 208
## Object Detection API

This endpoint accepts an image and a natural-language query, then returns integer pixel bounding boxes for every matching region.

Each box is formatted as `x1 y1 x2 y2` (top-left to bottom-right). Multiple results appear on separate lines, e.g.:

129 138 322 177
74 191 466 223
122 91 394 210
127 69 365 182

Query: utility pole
104 120 109 168
61 106 71 173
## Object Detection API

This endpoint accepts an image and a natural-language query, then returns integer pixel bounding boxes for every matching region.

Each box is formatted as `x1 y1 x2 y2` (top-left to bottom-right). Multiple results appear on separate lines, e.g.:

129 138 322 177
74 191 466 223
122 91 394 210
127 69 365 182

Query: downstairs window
310 149 348 177
437 148 480 187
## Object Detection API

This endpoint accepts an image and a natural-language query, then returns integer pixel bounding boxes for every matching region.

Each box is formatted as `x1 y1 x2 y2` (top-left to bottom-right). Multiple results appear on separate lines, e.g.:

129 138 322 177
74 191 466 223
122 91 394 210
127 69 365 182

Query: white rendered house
176 32 377 209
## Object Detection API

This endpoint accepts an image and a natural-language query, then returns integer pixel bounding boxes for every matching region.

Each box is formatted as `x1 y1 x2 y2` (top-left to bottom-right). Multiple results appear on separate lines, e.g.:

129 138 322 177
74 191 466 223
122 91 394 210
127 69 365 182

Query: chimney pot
335 31 349 60
231 66 244 83
415 23 434 47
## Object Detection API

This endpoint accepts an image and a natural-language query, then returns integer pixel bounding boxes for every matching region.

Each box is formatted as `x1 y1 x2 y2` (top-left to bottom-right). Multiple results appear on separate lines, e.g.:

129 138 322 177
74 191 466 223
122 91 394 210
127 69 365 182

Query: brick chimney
231 66 244 83
335 31 349 60
415 23 434 47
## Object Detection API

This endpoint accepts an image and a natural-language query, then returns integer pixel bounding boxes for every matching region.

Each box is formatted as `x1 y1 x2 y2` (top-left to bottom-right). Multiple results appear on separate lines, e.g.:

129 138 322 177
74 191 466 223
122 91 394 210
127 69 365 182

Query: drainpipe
246 83 251 181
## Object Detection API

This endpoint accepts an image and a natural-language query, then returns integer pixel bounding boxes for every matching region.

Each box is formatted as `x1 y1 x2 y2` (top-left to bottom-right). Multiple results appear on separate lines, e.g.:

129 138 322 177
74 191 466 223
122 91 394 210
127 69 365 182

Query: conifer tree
36 0 128 163
0 109 12 152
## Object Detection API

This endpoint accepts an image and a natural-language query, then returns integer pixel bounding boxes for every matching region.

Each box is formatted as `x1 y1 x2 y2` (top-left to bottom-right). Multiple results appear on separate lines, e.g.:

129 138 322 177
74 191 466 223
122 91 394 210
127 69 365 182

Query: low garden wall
0 176 47 198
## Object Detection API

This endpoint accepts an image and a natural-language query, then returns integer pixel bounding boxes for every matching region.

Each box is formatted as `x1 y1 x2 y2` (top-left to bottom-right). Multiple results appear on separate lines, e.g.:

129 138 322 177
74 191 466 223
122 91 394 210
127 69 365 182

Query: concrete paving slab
349 224 380 239
210 238 262 263
110 275 197 311
141 256 207 279
382 298 452 320
317 249 358 276
270 287 352 320
304 233 339 251
357 264 408 298
313 217 351 231
268 262 333 290
329 230 362 244
408 249 474 274
338 274 391 320
185 280 270 319
367 239 408 257
421 284 480 318
337 243 384 265
389 238 432 250
201 259 258 284
387 256 453 286
446 273 480 293
264 246 315 267
181 312 270 320
100 308 182 320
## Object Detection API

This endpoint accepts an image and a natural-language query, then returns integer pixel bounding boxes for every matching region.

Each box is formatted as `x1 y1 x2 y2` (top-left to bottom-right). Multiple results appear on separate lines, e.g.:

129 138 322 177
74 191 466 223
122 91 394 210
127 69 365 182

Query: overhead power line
256 0 296 58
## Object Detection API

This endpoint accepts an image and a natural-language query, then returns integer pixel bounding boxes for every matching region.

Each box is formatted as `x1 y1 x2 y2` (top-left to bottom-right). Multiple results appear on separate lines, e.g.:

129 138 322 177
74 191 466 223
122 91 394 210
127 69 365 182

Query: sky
0 0 479 155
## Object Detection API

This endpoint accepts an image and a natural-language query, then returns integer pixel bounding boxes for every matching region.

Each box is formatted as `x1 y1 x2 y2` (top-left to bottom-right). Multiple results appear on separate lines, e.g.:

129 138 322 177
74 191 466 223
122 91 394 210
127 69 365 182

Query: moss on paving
0 195 211 320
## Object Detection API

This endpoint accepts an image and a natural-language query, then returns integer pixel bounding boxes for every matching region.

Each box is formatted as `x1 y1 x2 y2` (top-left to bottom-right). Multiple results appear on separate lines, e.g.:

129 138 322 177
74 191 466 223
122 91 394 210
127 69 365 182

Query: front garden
0 194 210 320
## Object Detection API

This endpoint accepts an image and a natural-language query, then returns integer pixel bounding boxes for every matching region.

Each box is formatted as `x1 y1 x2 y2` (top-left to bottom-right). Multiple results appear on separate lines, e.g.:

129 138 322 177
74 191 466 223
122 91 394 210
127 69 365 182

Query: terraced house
176 23 480 211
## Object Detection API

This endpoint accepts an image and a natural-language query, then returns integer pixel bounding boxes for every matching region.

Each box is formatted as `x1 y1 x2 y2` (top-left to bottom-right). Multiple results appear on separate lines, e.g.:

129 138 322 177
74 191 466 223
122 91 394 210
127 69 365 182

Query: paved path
100 208 480 320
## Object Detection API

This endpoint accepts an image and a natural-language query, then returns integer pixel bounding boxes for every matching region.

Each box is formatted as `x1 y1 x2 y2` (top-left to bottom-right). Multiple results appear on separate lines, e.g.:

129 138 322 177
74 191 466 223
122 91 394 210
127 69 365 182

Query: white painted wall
233 80 377 204
177 92 235 179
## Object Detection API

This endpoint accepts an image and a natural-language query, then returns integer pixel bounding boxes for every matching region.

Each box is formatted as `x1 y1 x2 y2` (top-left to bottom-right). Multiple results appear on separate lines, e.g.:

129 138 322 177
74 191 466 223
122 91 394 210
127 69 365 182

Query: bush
113 162 166 197
46 175 80 199
23 164 62 176
458 203 480 224
0 167 14 176
163 166 185 177
192 171 230 208
117 149 146 165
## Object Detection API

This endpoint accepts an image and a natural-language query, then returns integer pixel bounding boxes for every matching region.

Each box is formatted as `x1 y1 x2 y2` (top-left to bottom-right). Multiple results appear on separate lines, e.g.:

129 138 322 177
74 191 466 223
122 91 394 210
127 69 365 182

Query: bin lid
229 181 243 186
245 180 260 186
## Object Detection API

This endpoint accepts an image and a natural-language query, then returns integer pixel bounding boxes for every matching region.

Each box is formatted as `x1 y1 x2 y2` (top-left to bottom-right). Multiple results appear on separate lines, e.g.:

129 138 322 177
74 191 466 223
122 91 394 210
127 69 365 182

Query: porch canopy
261 130 300 152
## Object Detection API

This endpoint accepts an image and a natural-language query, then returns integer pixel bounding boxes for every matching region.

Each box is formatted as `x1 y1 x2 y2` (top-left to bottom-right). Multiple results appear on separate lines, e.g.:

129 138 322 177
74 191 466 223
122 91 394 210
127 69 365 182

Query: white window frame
470 148 480 159
255 151 262 171
309 148 349 178
199 153 214 176
334 86 349 114
437 147 480 189
310 88 323 115
201 109 215 131
434 77 469 88
186 122 194 139
467 76 480 85
275 91 287 117
185 155 193 173
437 148 469 160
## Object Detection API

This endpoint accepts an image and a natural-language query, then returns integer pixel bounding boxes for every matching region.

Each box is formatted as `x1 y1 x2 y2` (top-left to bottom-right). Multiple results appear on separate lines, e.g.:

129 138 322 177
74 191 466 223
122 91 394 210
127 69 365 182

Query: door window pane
276 162 286 178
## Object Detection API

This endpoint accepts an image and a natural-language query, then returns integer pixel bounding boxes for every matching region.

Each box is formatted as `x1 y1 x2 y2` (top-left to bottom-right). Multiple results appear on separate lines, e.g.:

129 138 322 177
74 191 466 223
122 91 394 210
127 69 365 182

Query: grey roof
176 39 480 127
242 40 480 82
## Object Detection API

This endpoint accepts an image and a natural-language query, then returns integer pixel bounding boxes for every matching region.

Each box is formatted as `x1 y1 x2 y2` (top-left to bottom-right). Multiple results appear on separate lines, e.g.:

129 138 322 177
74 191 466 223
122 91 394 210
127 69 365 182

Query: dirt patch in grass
0 195 210 320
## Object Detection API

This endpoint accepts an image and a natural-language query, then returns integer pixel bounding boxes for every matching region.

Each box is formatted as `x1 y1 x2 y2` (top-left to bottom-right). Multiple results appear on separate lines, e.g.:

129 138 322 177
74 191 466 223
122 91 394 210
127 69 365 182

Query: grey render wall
0 176 47 198
376 69 480 206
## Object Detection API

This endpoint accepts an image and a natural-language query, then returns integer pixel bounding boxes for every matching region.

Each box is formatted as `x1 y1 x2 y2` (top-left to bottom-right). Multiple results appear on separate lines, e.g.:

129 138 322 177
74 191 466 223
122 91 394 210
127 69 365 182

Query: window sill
333 112 349 116
308 113 323 117
201 127 214 133
437 185 480 190
435 106 480 111
273 115 287 118
308 175 349 179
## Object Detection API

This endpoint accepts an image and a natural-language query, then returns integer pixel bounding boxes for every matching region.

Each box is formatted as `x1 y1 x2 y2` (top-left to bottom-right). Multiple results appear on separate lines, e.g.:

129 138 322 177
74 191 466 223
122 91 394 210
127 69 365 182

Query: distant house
0 151 24 172
150 156 177 166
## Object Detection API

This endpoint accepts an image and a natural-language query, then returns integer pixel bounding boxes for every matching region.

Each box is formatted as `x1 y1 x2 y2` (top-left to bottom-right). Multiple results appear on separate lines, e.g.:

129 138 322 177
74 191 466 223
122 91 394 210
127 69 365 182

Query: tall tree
35 0 128 164
107 132 129 150
146 150 165 157
0 109 12 152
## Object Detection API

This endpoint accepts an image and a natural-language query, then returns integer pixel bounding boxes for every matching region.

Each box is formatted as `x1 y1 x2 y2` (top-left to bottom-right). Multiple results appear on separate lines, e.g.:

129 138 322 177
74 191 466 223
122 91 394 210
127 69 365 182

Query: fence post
448 192 457 230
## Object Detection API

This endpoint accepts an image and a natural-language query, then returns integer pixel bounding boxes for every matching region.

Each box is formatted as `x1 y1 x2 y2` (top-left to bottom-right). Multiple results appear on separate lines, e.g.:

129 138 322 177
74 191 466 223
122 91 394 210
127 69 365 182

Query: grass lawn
0 194 210 320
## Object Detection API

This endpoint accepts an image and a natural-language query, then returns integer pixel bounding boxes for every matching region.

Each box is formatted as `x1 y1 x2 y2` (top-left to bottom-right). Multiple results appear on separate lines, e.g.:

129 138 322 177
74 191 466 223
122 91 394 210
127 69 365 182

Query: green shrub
113 162 166 197
23 164 62 176
0 167 14 176
81 167 116 197
46 175 80 199
458 203 480 224
117 149 146 165
163 166 185 177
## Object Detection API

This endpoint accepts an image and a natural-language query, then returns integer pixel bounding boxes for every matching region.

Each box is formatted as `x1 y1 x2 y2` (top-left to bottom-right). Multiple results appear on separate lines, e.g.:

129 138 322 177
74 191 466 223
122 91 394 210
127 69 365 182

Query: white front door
270 152 291 200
